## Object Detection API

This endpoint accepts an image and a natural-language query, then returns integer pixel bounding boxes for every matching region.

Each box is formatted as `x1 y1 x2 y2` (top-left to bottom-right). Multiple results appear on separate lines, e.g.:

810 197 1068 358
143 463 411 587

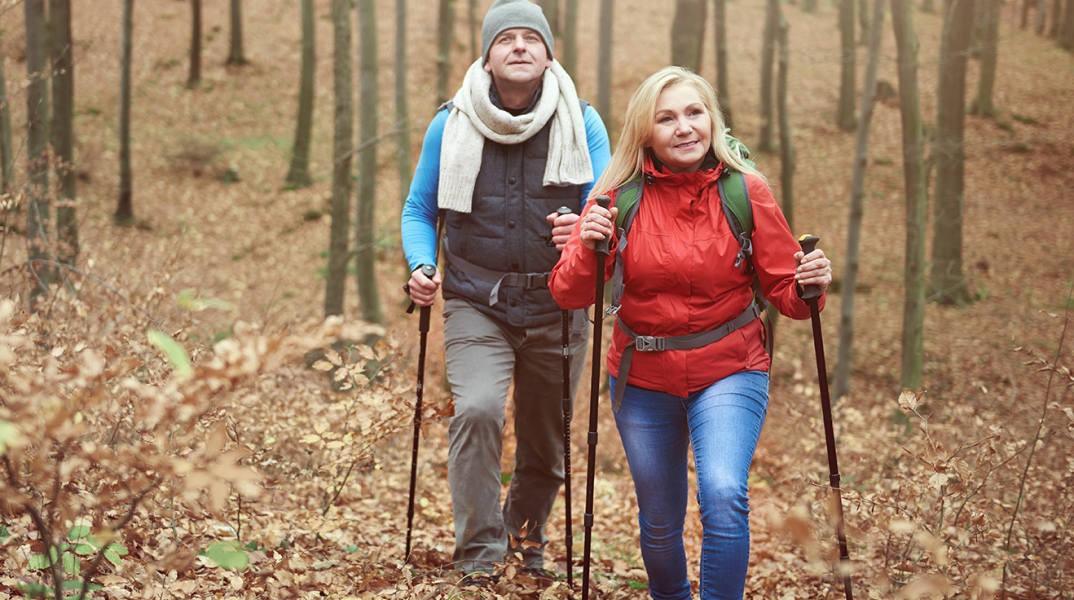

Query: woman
548 66 832 599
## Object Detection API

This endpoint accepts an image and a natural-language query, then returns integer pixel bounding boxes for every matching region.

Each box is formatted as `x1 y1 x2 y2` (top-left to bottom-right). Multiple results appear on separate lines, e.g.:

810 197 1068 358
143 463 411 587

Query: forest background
1 0 1073 598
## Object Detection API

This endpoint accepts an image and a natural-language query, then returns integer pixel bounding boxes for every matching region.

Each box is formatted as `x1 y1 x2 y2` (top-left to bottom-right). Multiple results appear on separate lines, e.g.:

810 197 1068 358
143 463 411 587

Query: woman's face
646 82 712 174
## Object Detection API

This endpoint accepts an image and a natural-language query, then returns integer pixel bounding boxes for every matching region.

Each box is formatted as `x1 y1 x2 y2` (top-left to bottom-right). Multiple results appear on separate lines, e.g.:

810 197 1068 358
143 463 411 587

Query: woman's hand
406 266 441 307
793 249 833 295
578 204 619 251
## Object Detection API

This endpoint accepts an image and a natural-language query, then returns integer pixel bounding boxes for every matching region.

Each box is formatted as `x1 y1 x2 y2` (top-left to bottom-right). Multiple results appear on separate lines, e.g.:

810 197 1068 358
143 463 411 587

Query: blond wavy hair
589 66 762 200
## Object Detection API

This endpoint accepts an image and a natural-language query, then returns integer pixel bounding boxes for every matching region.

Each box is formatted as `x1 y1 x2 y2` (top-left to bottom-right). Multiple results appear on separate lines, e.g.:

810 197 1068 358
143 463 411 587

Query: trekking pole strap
611 303 761 412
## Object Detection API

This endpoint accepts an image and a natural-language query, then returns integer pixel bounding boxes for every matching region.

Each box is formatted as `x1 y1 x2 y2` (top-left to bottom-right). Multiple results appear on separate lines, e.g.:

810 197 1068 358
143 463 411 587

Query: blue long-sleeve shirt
401 105 611 272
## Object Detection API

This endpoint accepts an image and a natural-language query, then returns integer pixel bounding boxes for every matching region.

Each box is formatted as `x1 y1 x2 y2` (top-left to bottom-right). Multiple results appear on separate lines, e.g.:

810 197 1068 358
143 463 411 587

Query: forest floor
1 0 1074 598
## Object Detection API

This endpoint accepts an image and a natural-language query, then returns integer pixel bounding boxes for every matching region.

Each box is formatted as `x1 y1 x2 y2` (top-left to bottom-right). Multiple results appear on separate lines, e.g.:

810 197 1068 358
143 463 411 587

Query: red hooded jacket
548 155 825 397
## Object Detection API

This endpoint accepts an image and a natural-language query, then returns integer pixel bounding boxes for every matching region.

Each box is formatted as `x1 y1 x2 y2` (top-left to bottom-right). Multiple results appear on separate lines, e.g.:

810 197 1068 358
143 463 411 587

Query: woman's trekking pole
404 264 438 562
798 235 854 600
554 206 576 592
582 196 612 600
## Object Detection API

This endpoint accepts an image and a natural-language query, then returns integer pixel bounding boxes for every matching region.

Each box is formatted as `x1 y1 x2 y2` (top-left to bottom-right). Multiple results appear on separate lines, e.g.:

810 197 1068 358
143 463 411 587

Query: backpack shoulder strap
718 169 754 271
608 175 645 314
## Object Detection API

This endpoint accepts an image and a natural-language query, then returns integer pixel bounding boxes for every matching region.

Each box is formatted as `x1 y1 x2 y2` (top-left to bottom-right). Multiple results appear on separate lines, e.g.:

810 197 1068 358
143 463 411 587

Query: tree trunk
970 0 1001 117
1049 0 1062 37
892 0 928 392
25 0 50 303
838 0 857 131
803 0 818 13
1061 0 1074 49
227 0 246 65
758 0 779 153
922 0 935 12
928 0 974 306
326 0 353 318
1022 0 1031 27
834 0 885 400
714 0 733 130
536 0 560 37
777 16 795 234
436 0 454 105
469 0 478 62
563 0 578 80
671 0 707 74
50 0 78 266
396 0 411 209
1036 0 1046 34
285 0 315 188
0 30 12 197
357 0 381 325
188 0 201 88
117 0 134 224
859 0 869 44
596 0 614 122
970 0 986 58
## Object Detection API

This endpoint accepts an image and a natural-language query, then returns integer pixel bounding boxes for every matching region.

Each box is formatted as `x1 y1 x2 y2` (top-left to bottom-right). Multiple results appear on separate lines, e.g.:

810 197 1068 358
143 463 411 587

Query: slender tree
188 0 202 88
1022 0 1031 28
1061 0 1074 49
396 0 411 208
970 0 1001 117
859 0 869 44
891 0 928 391
0 31 14 197
25 0 50 303
436 0 454 105
1049 0 1062 37
326 0 353 317
714 0 733 130
758 0 779 153
357 0 381 324
671 0 707 74
804 0 818 12
838 0 857 130
777 15 795 233
1036 0 1046 35
227 0 247 66
117 0 135 223
285 0 315 188
536 0 560 37
50 0 78 265
834 0 885 400
563 0 578 80
922 0 935 12
469 0 478 62
597 0 614 122
928 0 975 306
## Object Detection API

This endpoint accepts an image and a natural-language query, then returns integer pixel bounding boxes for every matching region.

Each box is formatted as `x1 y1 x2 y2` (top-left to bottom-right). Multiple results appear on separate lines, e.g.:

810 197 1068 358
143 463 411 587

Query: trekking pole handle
417 264 436 331
797 235 822 301
593 196 612 257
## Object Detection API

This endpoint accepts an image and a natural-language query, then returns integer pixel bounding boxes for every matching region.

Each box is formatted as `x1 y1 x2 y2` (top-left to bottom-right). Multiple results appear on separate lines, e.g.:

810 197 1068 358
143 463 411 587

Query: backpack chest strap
611 302 761 412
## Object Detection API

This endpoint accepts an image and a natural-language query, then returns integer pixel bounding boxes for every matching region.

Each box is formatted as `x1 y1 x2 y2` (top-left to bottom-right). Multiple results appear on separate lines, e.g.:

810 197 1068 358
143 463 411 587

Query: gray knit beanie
481 0 554 65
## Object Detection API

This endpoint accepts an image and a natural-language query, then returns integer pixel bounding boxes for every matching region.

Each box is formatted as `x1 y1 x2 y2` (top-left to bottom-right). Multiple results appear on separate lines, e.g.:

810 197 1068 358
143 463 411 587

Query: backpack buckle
634 336 664 352
606 304 621 316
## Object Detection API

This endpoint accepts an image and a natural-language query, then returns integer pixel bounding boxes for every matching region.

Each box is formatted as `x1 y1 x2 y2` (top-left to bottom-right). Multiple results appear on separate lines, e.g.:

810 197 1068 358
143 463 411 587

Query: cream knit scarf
437 59 593 213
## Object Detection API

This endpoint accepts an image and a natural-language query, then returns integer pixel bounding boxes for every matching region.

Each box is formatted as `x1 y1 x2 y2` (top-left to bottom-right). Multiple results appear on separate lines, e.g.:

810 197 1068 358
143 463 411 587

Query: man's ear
484 61 492 74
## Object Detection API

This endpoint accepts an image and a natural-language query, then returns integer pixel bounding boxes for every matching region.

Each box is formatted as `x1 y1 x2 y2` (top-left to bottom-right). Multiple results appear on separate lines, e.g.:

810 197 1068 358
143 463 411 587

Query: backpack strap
608 176 644 315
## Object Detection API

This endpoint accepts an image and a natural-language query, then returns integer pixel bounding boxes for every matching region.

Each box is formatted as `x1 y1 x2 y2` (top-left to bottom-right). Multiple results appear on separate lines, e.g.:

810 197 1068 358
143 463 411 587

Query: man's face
484 28 551 86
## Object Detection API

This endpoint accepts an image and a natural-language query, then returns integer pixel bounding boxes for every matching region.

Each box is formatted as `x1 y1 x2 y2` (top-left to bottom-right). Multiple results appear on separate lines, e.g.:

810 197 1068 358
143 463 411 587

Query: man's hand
546 210 581 251
406 266 441 307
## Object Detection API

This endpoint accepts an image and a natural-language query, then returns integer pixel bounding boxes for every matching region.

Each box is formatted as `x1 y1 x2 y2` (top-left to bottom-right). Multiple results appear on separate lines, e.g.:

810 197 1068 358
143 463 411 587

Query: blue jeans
611 371 769 600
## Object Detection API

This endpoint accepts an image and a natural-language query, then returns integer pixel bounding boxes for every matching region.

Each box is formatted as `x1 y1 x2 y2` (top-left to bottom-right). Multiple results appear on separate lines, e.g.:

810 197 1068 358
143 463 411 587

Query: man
401 0 610 579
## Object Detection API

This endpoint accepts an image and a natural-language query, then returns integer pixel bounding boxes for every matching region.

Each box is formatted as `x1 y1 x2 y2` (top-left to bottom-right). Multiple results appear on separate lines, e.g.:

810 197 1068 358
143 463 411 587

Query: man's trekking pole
554 206 576 592
798 235 854 600
582 196 612 600
404 264 438 562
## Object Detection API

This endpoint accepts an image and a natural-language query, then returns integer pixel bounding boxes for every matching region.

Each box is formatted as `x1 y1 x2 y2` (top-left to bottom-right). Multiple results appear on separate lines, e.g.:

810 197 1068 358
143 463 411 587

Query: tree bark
1049 0 1062 37
227 0 246 65
1061 0 1074 49
1036 0 1046 34
0 30 12 197
891 0 928 392
396 0 411 208
970 0 1001 117
777 16 795 234
671 0 707 74
117 0 134 224
50 0 78 265
1022 0 1031 28
714 0 733 130
188 0 201 88
834 0 885 400
758 0 779 153
357 0 381 325
285 0 315 188
563 0 578 80
928 0 974 306
326 0 353 318
25 0 50 303
596 0 614 122
436 0 454 105
838 0 857 131
859 0 869 44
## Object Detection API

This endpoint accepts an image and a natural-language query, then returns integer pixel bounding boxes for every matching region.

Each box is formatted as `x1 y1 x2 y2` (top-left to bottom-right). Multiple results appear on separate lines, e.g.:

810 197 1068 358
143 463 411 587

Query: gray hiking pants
442 299 589 574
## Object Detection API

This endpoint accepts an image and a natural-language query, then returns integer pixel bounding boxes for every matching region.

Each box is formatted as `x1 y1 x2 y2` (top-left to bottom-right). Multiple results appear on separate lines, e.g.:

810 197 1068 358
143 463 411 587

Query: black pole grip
593 195 612 257
797 234 822 301
417 264 436 329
